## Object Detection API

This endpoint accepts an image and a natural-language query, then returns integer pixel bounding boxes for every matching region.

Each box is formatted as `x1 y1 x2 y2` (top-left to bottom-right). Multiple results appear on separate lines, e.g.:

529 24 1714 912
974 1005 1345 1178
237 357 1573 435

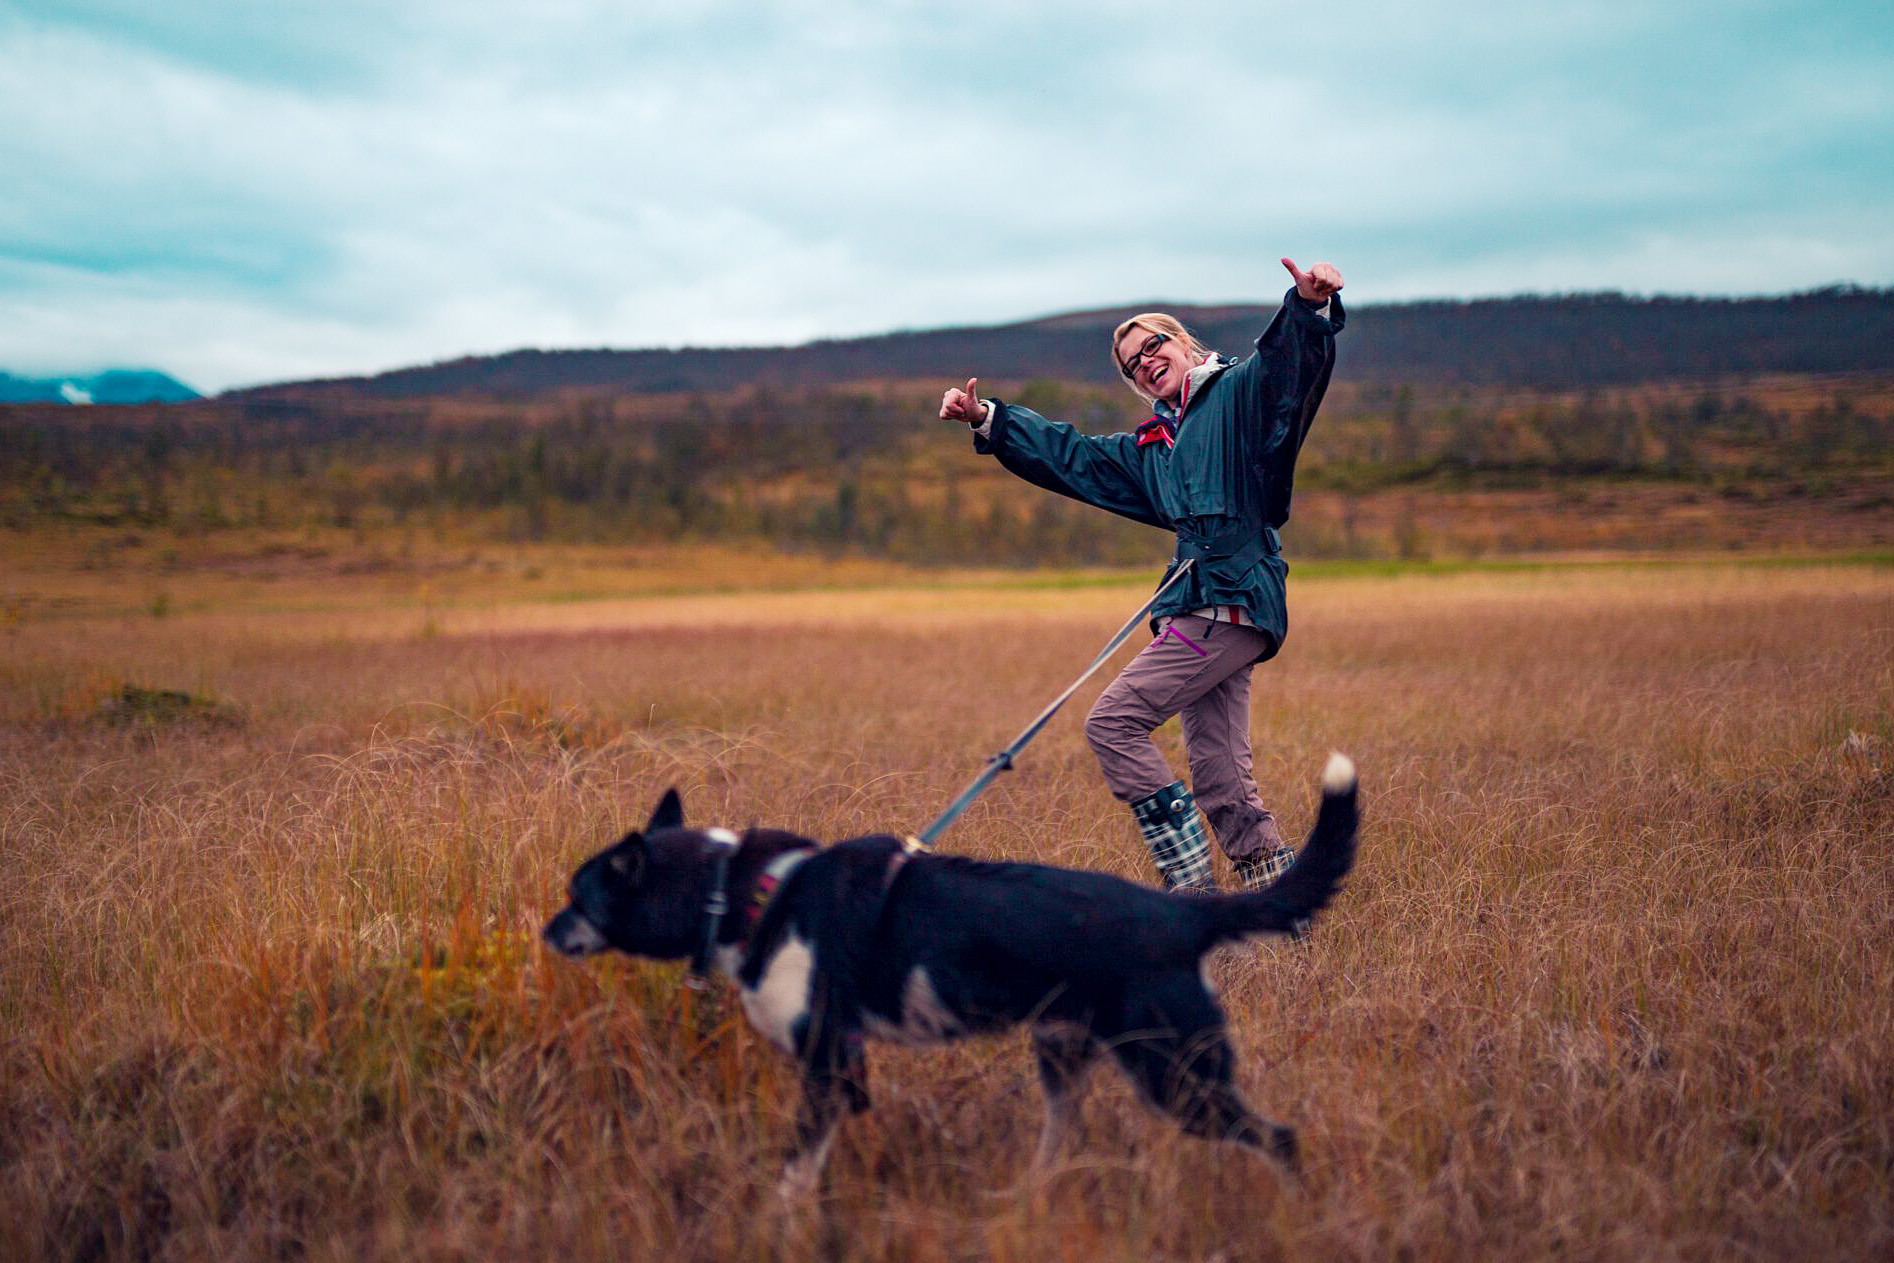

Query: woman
940 258 1344 891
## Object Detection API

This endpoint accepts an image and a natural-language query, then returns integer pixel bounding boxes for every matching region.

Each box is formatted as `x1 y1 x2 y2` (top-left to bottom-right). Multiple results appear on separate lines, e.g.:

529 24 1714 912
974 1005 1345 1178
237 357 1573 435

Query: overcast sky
3 0 1889 393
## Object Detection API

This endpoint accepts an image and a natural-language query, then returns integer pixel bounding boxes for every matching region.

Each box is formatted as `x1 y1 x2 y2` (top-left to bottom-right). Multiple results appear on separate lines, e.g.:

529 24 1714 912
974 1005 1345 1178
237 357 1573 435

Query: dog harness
686 841 814 987
885 835 927 889
747 848 815 931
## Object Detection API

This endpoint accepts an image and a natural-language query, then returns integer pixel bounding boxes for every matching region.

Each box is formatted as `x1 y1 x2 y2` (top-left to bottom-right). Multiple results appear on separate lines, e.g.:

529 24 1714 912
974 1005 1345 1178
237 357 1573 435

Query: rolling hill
225 286 1894 401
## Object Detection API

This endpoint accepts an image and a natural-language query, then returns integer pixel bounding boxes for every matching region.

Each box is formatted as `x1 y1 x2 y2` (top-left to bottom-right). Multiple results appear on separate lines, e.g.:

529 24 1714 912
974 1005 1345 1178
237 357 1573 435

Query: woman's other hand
1280 258 1343 304
940 377 984 425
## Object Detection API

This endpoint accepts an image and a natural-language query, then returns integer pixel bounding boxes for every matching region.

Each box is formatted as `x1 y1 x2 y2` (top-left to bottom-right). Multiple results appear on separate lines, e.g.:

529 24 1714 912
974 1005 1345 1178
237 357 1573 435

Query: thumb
1280 257 1307 287
966 377 979 400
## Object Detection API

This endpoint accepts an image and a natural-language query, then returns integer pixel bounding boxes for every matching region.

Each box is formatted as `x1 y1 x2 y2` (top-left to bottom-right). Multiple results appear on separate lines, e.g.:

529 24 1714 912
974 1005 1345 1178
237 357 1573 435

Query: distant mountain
0 370 200 405
227 286 1894 401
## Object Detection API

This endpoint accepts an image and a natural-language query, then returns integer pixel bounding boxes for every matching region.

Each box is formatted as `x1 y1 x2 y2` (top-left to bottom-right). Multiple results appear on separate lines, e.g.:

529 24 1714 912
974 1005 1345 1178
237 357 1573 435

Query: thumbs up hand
1281 258 1343 304
940 377 984 425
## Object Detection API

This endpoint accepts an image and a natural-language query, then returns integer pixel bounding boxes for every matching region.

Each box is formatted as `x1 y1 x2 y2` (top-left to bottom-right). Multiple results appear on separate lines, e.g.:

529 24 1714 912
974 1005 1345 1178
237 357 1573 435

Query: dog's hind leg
1030 1023 1102 1170
1174 1079 1299 1174
1106 978 1300 1176
1113 1028 1299 1173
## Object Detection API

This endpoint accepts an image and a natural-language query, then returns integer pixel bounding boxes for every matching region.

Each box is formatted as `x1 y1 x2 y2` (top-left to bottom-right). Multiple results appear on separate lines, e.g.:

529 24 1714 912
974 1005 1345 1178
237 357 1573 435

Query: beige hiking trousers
1082 613 1286 862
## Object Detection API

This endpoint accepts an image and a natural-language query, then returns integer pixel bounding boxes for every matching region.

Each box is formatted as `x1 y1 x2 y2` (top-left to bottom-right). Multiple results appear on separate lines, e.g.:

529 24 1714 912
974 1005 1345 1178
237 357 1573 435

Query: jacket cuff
1284 284 1345 335
972 398 1007 454
969 399 995 440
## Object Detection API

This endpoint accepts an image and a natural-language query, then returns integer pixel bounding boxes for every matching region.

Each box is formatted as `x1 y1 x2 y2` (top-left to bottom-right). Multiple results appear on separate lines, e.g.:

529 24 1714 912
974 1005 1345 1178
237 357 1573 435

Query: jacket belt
1173 523 1281 569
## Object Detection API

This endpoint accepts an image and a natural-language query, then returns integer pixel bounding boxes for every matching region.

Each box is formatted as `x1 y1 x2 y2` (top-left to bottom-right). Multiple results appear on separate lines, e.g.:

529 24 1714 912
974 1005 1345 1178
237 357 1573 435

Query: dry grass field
2 546 1891 1261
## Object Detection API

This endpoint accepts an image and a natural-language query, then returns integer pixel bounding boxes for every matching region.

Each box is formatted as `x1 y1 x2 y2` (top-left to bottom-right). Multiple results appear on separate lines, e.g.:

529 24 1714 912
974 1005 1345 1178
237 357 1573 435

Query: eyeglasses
1118 331 1170 379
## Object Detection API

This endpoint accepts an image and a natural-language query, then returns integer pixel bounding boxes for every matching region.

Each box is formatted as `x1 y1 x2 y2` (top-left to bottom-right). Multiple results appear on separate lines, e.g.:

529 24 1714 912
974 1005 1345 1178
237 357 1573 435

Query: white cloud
1 1 1888 391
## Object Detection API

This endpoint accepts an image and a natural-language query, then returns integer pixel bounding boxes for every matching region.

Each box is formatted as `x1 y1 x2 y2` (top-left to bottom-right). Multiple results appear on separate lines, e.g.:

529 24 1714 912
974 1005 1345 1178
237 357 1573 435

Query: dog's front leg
1030 1024 1102 1171
776 1033 870 1203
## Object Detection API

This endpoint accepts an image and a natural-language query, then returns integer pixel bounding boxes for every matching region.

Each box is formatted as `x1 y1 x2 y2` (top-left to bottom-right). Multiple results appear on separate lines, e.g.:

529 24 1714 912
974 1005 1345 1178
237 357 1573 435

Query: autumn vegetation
4 370 1892 568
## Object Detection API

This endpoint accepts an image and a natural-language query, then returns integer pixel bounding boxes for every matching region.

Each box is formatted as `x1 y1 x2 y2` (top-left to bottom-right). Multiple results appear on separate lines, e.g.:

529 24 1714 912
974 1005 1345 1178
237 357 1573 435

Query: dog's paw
774 1157 823 1206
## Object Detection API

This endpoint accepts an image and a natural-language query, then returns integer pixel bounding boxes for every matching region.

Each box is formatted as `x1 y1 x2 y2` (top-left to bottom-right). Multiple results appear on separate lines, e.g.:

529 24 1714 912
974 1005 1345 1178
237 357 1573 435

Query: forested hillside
7 286 1891 566
226 287 1894 400
7 372 1890 565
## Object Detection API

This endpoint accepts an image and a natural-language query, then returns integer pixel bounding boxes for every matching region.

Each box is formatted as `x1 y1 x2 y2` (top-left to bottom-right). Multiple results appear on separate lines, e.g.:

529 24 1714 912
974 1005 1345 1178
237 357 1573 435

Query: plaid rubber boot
1129 781 1216 892
1234 845 1310 941
1234 845 1297 891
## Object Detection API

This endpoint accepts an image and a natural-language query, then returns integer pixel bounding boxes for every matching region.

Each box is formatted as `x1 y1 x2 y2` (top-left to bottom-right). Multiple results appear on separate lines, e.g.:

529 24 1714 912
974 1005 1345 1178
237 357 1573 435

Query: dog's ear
646 787 684 834
608 834 648 885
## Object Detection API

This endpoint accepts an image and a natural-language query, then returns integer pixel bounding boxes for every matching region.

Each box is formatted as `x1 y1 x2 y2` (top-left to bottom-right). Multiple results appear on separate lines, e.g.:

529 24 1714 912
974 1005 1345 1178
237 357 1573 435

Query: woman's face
1115 325 1196 405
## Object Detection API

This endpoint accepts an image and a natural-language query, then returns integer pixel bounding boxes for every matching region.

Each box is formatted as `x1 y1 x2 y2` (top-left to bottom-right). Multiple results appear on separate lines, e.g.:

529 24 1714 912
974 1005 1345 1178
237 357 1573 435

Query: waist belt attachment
1175 523 1281 569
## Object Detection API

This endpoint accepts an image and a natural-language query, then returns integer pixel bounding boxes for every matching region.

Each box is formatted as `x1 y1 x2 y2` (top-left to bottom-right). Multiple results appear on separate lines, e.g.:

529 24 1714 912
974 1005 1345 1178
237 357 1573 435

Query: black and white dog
544 754 1359 1196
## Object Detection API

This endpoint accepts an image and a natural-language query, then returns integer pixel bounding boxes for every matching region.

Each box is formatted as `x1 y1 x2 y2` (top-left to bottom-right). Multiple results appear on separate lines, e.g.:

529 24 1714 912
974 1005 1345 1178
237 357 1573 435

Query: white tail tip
1322 751 1357 794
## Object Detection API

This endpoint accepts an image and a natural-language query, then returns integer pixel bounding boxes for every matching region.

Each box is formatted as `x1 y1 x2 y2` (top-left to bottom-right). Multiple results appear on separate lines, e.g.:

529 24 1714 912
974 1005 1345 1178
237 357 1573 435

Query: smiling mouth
1149 364 1169 388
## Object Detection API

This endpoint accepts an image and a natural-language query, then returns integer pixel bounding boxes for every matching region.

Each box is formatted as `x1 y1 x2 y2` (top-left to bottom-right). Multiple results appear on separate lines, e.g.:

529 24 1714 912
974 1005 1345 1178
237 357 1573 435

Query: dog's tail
1200 753 1359 947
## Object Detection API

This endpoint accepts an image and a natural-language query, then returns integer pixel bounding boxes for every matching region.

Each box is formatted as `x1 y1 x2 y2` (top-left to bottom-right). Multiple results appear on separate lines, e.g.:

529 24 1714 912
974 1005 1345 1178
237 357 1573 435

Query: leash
684 560 1199 989
914 559 1196 849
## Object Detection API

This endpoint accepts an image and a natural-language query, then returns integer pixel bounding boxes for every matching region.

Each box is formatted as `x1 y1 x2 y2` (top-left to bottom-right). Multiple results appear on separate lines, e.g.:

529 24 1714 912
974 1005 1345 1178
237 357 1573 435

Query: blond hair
1110 313 1210 403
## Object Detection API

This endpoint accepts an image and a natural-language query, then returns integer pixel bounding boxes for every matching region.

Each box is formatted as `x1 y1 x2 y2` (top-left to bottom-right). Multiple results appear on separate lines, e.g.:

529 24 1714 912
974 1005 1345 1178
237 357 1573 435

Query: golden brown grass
2 553 1891 1260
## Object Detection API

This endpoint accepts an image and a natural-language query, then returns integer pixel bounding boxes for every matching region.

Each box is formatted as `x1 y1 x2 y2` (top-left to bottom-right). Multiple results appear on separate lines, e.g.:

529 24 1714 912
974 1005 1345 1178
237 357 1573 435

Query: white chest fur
738 932 815 1053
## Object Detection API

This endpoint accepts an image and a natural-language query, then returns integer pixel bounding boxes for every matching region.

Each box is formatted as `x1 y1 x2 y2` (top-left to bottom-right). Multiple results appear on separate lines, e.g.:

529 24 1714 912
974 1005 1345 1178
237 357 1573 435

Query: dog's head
543 787 731 962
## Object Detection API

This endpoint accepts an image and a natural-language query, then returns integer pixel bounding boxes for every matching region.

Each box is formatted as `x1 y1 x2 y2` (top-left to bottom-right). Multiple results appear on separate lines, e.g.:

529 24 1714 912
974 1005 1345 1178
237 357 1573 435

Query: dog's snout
543 907 608 958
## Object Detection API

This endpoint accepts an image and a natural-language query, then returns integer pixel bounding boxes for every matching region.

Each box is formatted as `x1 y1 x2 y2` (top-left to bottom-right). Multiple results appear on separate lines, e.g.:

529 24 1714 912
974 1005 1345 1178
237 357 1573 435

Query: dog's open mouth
543 907 609 957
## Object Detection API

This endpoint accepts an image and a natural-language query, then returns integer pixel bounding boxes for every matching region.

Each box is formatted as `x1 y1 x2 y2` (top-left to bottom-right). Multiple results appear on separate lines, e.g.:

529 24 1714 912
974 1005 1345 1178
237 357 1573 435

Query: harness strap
687 841 814 988
884 835 927 889
747 848 815 931
685 838 736 988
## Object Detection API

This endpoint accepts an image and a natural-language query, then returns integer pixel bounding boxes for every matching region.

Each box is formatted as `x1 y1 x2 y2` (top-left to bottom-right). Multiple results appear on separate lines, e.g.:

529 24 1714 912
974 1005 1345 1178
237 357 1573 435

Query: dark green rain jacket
974 286 1343 661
